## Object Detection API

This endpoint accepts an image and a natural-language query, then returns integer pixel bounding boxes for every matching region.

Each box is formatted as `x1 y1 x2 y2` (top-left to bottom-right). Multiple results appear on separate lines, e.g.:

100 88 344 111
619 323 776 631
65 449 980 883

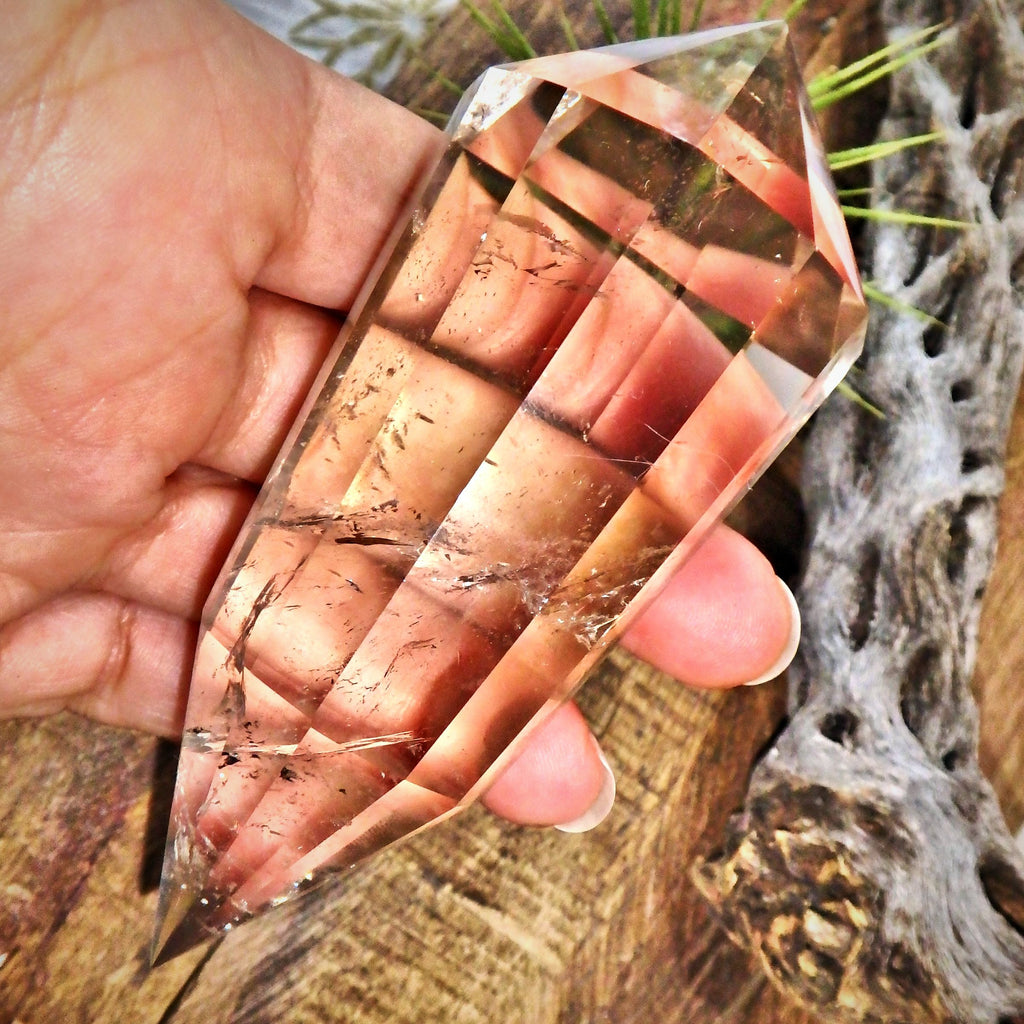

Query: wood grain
975 381 1024 836
0 654 813 1024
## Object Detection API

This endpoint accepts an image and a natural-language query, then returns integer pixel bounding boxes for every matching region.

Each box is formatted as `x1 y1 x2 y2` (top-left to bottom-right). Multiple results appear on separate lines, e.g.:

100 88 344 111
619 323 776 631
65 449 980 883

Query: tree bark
694 0 1024 1020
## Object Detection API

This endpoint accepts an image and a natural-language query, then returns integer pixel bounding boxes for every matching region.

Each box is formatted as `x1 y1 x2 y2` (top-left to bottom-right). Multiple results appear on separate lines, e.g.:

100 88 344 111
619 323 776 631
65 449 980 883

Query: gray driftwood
694 0 1024 1020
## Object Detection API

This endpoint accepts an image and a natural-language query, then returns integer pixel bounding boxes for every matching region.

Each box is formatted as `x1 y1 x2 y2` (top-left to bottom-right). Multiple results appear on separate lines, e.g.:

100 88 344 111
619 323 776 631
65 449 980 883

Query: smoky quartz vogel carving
152 21 867 963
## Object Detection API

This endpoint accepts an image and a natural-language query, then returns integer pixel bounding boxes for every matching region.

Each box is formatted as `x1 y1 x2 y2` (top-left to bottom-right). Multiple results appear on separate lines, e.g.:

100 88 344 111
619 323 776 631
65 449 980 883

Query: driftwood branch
694 0 1024 1020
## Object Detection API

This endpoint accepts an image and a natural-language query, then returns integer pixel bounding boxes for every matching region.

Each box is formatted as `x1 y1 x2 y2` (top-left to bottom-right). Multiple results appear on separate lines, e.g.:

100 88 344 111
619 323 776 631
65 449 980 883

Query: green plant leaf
407 52 464 96
828 131 944 171
808 23 948 109
632 0 651 39
862 281 947 327
687 0 705 31
488 0 537 57
591 0 619 43
782 0 812 22
668 0 682 34
412 107 452 125
808 22 945 94
459 0 535 59
841 205 972 230
654 0 670 36
457 0 505 48
837 380 886 418
554 0 580 49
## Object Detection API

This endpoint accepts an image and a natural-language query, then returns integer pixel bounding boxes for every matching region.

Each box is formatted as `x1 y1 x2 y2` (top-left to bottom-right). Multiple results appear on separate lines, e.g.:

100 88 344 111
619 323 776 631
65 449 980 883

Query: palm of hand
0 0 440 734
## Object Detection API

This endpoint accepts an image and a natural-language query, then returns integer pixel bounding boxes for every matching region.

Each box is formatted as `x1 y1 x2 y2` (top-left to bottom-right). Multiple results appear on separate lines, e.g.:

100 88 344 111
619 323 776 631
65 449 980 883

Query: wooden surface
1 656 814 1024
2 1 1021 1022
975 390 1024 836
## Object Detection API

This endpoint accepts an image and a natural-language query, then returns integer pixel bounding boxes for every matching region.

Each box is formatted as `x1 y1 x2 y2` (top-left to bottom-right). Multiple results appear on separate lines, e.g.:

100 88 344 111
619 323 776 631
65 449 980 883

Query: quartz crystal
152 20 867 963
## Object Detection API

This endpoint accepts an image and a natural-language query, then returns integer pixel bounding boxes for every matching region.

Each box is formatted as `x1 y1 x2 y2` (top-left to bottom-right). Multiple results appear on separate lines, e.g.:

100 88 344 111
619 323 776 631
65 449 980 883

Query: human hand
0 0 798 830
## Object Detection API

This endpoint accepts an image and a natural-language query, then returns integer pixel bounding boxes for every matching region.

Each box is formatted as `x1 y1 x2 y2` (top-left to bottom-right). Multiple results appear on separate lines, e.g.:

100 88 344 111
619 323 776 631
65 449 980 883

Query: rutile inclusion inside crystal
152 20 867 964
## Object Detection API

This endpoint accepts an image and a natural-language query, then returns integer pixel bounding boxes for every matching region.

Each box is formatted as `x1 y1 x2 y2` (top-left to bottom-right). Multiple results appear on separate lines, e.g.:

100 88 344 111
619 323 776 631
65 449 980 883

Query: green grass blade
365 31 405 80
841 205 972 230
488 0 536 58
837 380 886 418
632 0 651 39
862 281 947 326
408 52 463 96
782 0 812 21
687 0 705 31
591 0 619 43
459 0 500 42
812 38 947 109
828 131 943 171
458 0 533 59
807 22 945 97
669 0 681 33
412 107 452 125
655 0 670 37
755 0 775 17
554 0 579 49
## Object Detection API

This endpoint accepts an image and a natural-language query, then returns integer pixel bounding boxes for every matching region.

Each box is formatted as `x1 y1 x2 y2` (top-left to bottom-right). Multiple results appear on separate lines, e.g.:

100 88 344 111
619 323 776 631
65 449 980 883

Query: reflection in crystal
153 21 867 963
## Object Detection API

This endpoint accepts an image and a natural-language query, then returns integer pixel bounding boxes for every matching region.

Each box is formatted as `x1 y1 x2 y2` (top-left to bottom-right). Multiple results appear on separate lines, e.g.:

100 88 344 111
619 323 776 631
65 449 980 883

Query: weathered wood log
694 0 1024 1019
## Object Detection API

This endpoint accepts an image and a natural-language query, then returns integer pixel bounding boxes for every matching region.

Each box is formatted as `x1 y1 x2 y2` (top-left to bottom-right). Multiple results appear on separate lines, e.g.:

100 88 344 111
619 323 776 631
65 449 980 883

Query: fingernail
555 745 616 833
745 578 801 686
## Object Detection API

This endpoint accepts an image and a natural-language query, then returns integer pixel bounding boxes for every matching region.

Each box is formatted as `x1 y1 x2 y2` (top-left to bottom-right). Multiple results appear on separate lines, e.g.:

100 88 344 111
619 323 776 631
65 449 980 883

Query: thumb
252 44 445 309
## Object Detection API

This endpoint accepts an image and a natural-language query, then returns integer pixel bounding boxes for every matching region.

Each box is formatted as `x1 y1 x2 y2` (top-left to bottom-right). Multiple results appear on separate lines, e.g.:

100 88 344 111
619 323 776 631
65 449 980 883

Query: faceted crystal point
152 20 866 964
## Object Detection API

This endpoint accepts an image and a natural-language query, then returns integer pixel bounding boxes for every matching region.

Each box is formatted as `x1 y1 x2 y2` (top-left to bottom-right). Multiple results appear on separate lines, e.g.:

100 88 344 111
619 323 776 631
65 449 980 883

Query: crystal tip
149 884 239 968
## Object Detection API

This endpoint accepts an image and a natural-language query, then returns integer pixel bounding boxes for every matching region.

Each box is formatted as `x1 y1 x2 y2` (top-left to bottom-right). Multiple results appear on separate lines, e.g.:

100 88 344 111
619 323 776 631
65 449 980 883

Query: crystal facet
152 21 867 963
